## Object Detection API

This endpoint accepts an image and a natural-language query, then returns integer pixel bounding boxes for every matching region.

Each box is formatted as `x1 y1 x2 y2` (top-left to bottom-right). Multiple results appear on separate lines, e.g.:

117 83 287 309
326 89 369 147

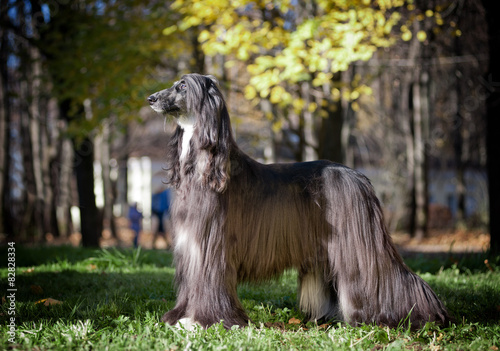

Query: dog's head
148 74 221 119
148 73 233 192
147 78 187 116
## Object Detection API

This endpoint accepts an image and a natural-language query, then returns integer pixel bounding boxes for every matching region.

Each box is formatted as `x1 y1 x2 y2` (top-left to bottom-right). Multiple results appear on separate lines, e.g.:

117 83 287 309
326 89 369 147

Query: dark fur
148 74 450 329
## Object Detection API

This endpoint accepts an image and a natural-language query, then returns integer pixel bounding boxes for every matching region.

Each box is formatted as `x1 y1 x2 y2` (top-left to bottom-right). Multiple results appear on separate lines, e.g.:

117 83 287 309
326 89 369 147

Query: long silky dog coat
148 73 449 330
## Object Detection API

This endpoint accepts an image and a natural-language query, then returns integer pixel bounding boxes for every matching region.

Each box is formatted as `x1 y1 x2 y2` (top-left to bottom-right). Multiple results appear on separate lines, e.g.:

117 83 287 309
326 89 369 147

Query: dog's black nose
147 95 157 104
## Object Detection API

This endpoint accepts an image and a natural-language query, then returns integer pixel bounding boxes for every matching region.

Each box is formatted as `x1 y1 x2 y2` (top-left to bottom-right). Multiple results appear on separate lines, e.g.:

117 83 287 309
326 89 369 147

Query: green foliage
85 247 148 270
38 1 177 137
0 246 499 350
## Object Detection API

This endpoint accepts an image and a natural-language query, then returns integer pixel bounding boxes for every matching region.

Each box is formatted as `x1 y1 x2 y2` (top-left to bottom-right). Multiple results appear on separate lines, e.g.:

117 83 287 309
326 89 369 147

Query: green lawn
1 245 499 350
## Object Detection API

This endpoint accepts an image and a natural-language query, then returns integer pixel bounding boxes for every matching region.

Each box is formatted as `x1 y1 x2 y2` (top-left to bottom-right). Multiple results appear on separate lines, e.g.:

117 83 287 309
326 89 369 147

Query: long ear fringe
163 126 182 188
205 104 232 193
187 75 233 193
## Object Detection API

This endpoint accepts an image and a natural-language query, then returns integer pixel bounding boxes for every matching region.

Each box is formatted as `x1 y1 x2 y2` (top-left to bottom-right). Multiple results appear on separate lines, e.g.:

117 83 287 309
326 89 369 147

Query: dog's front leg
164 231 249 329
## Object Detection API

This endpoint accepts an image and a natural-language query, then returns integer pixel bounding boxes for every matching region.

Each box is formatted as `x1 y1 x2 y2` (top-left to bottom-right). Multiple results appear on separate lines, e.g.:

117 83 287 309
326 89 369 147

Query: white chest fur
177 117 195 162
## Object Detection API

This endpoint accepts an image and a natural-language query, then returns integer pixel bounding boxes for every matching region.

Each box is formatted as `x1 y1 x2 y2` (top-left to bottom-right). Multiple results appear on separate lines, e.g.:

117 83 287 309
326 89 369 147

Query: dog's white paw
175 318 199 331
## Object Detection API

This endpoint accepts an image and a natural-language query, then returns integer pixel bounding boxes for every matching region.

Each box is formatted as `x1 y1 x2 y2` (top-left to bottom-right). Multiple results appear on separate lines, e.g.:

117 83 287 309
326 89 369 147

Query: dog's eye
178 82 186 91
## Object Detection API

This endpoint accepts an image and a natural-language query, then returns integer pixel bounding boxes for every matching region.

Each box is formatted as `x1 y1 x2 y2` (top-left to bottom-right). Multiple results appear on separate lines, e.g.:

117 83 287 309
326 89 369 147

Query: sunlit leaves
164 0 454 128
166 0 409 109
417 30 427 42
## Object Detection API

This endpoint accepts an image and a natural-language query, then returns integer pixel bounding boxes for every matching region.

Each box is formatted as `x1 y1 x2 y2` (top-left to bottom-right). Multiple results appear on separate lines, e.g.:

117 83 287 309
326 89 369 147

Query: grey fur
148 73 450 329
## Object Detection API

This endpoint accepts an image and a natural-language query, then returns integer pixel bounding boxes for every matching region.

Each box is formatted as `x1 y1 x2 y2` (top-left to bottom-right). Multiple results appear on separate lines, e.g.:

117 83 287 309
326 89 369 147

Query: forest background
0 0 499 253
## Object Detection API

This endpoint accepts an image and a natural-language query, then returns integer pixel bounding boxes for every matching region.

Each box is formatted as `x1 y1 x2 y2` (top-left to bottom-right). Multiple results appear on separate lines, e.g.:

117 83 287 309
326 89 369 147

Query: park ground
0 225 499 350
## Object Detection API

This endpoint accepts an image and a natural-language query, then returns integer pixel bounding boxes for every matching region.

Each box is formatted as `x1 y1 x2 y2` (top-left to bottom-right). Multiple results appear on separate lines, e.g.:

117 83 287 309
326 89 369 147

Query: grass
1 245 499 350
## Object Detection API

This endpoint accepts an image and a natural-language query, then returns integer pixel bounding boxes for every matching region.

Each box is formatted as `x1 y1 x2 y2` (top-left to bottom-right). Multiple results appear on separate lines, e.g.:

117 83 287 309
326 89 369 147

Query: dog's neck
177 115 196 162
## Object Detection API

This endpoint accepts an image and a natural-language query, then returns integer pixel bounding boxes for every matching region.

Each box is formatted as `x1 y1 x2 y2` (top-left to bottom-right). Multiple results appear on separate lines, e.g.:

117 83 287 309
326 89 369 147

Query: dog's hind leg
298 270 338 322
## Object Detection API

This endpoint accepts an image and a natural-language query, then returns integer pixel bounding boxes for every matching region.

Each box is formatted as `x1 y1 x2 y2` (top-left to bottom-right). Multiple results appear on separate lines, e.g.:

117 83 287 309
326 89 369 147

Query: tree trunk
301 82 318 161
318 73 343 163
116 128 129 217
101 120 117 238
453 37 467 227
192 28 205 74
318 101 343 163
401 27 425 238
401 70 416 235
259 99 278 163
28 45 52 242
74 137 101 247
482 0 500 254
57 132 74 237
60 97 101 247
411 68 430 240
20 73 42 241
0 21 10 236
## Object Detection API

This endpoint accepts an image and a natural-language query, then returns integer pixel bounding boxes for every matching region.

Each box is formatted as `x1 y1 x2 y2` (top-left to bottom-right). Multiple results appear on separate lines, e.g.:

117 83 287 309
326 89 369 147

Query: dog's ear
205 75 219 87
193 75 232 193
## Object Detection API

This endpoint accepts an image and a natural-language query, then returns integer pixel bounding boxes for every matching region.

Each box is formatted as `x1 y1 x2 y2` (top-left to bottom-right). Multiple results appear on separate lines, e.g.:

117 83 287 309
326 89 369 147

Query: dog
148 73 450 330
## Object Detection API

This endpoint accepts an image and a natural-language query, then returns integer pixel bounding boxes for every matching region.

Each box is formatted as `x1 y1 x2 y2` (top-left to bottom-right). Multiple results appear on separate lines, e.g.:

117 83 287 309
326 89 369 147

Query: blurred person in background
128 203 143 248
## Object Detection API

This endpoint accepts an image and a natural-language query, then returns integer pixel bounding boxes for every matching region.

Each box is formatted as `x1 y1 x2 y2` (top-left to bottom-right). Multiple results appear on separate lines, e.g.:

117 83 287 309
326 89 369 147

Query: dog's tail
323 166 450 328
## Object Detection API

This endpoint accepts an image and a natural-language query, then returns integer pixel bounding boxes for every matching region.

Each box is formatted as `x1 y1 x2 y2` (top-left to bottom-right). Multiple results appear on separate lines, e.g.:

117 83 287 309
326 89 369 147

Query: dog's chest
180 126 193 161
177 119 195 162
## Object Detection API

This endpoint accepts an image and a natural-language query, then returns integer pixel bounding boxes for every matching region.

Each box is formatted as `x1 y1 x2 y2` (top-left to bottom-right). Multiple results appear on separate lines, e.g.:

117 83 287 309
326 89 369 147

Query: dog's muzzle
147 95 158 105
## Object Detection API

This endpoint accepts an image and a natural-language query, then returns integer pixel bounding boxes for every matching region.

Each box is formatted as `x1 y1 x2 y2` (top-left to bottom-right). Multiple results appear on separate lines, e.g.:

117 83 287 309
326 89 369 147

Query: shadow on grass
0 245 174 268
0 269 177 326
0 245 177 327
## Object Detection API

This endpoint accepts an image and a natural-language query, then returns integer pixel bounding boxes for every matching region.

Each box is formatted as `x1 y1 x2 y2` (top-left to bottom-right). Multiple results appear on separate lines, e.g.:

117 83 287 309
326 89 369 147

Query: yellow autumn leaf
292 98 305 111
307 102 318 113
36 298 63 306
402 30 412 41
198 29 211 42
270 86 285 104
244 85 257 100
272 120 283 133
162 25 177 36
417 30 427 42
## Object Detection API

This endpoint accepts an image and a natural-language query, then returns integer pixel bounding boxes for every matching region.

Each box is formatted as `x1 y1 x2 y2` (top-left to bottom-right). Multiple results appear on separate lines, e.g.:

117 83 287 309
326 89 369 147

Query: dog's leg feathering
163 206 249 329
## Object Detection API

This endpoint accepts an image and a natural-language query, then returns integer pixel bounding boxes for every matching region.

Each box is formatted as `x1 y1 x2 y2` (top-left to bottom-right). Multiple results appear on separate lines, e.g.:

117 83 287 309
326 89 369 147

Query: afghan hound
147 73 450 330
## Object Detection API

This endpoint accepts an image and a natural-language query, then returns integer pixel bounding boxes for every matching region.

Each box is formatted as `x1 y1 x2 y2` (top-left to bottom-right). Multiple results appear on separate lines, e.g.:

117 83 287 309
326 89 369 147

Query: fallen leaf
87 264 97 270
318 323 329 329
484 260 494 272
30 285 43 295
44 298 63 306
288 317 301 325
35 298 63 306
